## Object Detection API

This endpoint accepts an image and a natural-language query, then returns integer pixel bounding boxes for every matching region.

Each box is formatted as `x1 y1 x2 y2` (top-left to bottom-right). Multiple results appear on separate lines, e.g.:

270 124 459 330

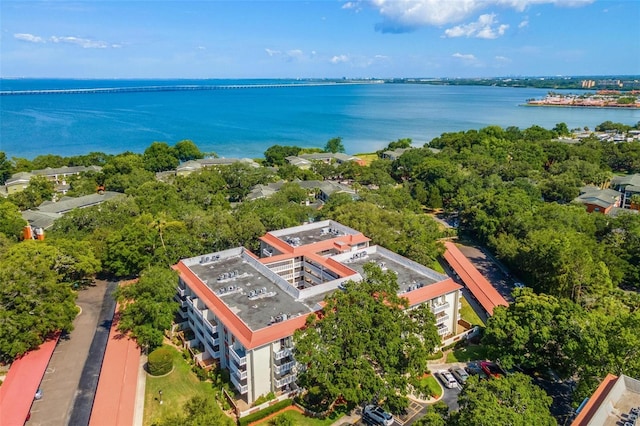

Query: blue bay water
1 79 639 159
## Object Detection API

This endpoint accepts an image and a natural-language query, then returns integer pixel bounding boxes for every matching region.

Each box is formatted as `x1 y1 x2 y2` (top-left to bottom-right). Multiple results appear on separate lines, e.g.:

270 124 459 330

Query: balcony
436 314 450 324
274 361 296 375
229 346 247 366
230 362 248 380
230 374 248 394
437 324 449 336
275 373 297 388
176 286 186 297
203 317 217 335
431 302 450 314
274 347 293 361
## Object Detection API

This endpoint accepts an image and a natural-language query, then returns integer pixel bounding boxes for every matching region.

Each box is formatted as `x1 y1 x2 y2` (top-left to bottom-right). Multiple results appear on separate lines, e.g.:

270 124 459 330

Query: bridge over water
0 81 383 96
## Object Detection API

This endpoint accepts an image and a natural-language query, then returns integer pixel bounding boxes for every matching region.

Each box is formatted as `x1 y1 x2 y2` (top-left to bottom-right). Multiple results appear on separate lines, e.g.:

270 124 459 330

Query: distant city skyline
1 0 639 79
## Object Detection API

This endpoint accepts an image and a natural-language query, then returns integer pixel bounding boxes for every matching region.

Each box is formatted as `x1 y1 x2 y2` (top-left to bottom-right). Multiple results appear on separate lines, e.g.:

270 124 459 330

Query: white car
363 405 394 426
438 370 458 388
514 282 525 289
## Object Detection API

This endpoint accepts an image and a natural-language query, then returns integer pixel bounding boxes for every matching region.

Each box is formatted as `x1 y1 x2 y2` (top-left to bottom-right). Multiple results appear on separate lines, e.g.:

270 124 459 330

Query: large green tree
0 199 26 241
294 264 440 413
0 241 78 361
453 373 556 426
115 266 178 350
0 152 12 185
174 139 204 162
324 137 345 153
143 142 180 172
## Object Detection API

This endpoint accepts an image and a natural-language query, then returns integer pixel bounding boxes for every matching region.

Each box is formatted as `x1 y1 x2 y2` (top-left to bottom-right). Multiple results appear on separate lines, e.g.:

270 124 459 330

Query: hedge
238 399 292 426
147 346 173 376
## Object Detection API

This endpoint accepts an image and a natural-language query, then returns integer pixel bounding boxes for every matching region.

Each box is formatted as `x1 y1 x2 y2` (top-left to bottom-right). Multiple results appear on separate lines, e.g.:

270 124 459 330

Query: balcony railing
436 314 450 324
274 361 296 375
275 373 297 388
274 347 293 361
176 286 186 297
437 324 449 336
203 317 217 335
231 364 248 380
432 302 450 314
230 374 248 394
229 346 247 366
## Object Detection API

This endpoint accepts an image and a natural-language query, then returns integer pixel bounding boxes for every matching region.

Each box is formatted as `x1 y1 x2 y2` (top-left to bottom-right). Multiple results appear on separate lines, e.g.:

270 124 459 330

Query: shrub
147 346 173 376
253 391 276 407
238 399 292 426
426 350 443 360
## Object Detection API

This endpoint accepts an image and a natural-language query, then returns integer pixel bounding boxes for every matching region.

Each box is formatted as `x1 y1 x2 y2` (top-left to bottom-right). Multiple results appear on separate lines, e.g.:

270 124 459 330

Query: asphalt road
68 280 117 426
27 280 116 426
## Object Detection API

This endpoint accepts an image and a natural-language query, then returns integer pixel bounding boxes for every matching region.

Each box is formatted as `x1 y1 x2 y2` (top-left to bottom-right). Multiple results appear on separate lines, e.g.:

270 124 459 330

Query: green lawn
446 344 488 363
255 409 344 426
459 296 485 327
143 345 232 426
354 153 377 165
419 375 442 398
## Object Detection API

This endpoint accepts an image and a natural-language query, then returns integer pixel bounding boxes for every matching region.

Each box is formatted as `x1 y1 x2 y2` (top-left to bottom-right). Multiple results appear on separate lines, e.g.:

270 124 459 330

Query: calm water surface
1 79 638 159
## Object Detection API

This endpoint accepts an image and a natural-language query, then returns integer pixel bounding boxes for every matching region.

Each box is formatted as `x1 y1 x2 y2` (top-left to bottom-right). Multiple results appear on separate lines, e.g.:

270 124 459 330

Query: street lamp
159 389 163 405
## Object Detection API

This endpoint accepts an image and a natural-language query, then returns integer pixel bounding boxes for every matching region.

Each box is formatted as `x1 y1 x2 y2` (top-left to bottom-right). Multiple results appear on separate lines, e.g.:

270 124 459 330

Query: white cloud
287 49 304 59
452 52 477 61
519 18 529 28
50 36 113 49
14 33 45 43
330 54 349 64
265 48 281 57
444 14 509 39
495 55 511 62
14 33 120 48
360 0 594 32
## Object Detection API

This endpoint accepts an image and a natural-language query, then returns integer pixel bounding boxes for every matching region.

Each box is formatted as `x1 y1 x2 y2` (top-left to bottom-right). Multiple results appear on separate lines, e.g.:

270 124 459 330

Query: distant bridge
0 81 384 96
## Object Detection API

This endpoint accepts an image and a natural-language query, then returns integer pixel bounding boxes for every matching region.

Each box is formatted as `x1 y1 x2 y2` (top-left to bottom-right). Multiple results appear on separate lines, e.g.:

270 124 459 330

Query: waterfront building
173 220 462 404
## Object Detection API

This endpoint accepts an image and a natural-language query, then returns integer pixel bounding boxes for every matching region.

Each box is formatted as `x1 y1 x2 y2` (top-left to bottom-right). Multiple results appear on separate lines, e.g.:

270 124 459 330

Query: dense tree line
1 123 639 422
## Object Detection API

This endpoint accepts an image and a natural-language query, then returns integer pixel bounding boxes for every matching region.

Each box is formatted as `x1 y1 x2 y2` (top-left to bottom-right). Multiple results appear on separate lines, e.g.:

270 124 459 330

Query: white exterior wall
250 345 273 402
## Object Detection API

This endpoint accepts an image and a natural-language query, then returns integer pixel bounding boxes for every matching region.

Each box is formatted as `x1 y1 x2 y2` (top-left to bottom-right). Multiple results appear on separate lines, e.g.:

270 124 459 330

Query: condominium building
173 220 462 404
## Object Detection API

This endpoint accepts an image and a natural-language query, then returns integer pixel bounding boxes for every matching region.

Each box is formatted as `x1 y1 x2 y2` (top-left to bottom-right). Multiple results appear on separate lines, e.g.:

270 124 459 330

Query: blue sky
1 0 639 79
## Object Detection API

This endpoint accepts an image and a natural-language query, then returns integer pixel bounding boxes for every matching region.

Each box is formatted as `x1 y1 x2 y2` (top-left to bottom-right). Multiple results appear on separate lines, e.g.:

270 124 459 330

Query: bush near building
148 346 173 376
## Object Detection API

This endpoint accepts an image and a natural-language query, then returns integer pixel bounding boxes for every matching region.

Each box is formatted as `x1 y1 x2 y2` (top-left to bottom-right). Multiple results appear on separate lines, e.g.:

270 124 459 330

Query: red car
480 361 505 378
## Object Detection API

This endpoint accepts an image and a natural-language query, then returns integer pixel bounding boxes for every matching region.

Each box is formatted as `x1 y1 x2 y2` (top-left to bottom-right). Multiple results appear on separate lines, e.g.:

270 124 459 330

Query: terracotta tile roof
571 374 619 426
443 242 508 316
89 304 140 426
0 334 60 426
404 278 462 307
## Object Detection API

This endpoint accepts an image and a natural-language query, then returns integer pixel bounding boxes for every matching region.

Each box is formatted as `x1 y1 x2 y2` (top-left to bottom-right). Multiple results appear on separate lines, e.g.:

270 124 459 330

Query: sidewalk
133 353 148 426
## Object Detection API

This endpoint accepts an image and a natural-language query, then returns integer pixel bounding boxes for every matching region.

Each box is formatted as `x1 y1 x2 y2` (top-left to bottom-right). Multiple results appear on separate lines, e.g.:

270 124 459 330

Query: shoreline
523 103 639 110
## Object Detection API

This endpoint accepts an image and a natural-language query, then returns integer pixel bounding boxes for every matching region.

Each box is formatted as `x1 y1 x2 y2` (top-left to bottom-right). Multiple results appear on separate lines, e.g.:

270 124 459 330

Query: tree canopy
0 241 78 361
294 264 440 413
453 373 556 426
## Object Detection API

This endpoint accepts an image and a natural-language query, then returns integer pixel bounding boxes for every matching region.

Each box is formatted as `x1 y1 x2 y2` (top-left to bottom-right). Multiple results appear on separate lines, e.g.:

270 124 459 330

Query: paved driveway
28 281 116 426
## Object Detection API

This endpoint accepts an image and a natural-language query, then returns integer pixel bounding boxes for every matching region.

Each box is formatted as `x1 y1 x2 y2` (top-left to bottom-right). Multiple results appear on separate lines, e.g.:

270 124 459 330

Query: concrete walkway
133 354 148 426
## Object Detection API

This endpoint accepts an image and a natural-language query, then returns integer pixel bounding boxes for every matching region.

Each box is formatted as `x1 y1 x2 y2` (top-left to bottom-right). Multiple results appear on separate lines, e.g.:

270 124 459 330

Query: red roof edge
571 374 619 426
443 242 508 316
0 333 60 426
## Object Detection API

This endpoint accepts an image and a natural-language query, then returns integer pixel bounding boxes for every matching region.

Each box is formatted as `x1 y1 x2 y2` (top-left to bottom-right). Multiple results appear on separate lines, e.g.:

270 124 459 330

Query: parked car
480 361 506 378
449 366 470 385
363 405 394 426
465 362 488 379
438 370 458 389
514 282 525 289
34 389 43 400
